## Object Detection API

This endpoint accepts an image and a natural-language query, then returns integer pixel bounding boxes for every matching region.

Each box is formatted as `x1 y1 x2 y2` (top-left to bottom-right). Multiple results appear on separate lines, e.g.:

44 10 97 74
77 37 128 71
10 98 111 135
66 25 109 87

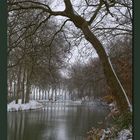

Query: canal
8 104 109 140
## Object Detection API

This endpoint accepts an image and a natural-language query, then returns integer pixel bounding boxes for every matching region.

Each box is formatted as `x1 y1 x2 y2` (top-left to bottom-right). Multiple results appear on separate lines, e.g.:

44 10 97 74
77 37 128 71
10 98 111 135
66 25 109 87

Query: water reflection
8 104 108 140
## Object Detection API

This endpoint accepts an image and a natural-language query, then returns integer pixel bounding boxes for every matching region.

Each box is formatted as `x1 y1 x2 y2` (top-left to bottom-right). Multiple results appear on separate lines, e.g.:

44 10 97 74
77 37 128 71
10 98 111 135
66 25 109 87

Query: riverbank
85 97 133 140
7 99 83 112
86 126 132 140
7 99 43 111
7 99 109 112
86 105 132 140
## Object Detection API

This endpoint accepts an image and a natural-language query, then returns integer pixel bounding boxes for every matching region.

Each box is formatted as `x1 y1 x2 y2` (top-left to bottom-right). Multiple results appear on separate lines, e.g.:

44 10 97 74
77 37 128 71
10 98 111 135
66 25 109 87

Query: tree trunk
13 79 16 99
15 66 22 104
80 23 128 112
37 88 39 100
33 87 35 100
54 86 57 101
9 79 12 98
39 89 41 100
45 90 47 100
48 88 50 100
25 70 30 103
21 67 25 104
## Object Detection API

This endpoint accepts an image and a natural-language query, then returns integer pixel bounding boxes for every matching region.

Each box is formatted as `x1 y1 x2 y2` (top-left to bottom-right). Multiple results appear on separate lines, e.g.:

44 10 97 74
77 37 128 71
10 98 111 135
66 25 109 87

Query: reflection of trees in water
8 112 47 140
8 106 108 140
8 112 25 140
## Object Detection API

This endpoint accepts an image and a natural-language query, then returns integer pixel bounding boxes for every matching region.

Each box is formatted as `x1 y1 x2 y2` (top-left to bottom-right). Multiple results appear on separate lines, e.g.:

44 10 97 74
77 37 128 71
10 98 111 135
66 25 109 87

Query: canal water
7 104 109 140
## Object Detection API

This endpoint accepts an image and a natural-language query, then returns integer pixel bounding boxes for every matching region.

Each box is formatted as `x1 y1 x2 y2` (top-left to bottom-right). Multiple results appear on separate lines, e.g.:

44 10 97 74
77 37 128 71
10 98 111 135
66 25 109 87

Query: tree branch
88 0 103 25
8 1 66 16
48 19 71 72
94 27 132 33
84 0 99 7
63 0 74 14
48 19 71 47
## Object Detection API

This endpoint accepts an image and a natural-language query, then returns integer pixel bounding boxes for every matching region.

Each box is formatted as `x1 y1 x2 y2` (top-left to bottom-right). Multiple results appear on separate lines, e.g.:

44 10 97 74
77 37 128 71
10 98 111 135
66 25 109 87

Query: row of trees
7 8 70 103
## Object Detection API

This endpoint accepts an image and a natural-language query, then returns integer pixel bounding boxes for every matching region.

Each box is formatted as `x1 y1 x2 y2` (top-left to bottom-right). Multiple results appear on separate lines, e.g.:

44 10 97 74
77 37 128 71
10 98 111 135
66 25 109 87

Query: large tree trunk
63 6 131 111
80 23 129 112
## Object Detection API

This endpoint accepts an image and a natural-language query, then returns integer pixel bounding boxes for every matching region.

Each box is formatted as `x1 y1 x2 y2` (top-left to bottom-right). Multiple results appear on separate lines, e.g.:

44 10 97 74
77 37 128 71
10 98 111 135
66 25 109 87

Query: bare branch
84 0 99 7
48 19 71 47
8 1 66 16
48 19 71 71
88 0 103 25
8 14 52 54
94 27 132 33
8 52 26 68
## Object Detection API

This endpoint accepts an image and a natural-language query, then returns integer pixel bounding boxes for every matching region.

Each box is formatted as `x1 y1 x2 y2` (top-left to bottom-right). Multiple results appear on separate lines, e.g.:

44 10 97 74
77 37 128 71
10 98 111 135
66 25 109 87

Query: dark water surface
8 104 109 140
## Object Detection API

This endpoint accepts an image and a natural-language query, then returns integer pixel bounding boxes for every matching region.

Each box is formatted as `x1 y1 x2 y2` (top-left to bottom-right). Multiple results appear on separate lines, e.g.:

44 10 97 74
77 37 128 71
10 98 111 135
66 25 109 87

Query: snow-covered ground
38 99 82 105
7 98 110 112
87 127 132 140
7 99 43 112
117 129 132 140
7 99 83 112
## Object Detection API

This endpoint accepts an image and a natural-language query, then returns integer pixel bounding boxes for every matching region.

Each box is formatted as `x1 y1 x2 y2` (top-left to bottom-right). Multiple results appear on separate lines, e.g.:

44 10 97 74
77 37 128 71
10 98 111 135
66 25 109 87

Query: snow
7 99 82 112
71 100 82 105
56 99 82 104
7 99 43 112
117 129 132 140
81 99 109 108
87 127 132 140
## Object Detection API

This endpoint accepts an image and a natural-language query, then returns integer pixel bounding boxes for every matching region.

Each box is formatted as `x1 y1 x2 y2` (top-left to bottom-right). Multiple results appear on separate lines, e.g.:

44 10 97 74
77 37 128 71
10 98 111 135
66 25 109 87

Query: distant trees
65 59 107 100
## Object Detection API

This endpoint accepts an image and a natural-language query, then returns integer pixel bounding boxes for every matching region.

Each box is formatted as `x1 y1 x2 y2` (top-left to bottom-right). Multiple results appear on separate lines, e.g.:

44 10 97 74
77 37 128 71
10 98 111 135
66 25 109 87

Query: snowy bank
86 127 132 140
117 129 132 140
7 99 43 112
38 99 82 106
